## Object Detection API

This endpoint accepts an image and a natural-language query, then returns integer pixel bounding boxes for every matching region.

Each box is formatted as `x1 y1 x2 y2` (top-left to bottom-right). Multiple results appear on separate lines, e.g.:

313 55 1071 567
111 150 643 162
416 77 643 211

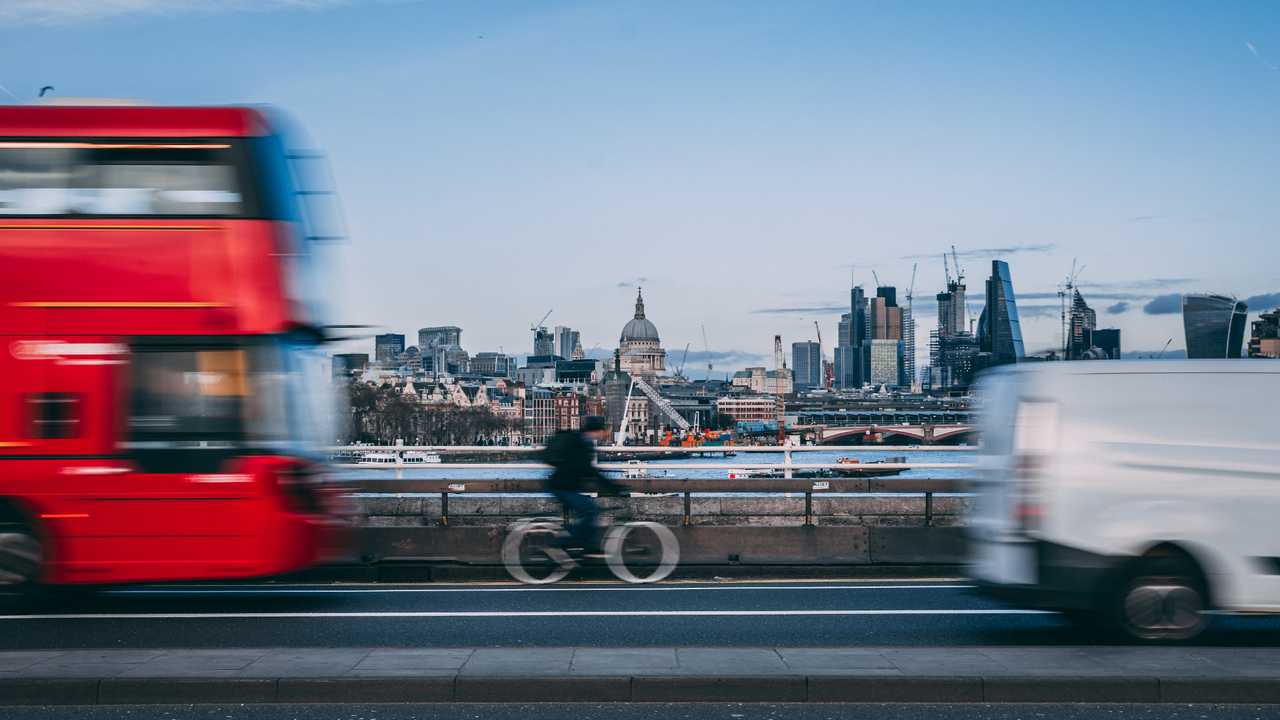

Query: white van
968 360 1280 641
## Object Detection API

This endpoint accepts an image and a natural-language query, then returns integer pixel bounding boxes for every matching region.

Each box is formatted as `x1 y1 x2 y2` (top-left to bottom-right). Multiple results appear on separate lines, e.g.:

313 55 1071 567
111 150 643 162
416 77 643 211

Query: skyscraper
977 260 1025 365
554 326 581 361
869 339 904 387
418 326 461 351
791 341 822 391
1183 294 1248 359
374 333 405 363
1067 291 1097 360
835 285 869 390
533 327 555 356
869 286 905 387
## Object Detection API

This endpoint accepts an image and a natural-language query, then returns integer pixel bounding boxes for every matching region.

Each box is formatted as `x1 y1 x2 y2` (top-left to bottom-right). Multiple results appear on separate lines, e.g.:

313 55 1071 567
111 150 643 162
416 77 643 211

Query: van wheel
1113 554 1208 642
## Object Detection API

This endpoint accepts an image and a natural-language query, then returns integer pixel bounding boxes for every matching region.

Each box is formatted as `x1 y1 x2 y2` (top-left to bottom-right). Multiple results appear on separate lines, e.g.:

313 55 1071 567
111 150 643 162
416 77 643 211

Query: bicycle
501 513 680 585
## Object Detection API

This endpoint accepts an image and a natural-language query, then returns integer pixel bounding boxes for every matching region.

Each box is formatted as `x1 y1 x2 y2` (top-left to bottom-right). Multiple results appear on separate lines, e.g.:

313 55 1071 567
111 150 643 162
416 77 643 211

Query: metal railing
326 444 975 476
328 445 973 527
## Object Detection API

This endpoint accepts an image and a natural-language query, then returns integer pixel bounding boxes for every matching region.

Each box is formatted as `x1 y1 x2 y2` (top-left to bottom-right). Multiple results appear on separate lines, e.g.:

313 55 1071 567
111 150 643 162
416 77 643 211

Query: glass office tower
1183 294 1248 358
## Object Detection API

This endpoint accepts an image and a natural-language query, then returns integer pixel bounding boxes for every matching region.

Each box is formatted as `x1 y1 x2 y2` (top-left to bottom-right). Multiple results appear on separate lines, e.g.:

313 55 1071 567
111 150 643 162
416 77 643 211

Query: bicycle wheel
604 521 679 584
501 520 573 585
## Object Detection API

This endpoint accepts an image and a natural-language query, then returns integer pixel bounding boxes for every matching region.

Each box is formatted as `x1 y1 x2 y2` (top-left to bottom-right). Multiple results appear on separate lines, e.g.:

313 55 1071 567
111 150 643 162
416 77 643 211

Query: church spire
634 287 646 320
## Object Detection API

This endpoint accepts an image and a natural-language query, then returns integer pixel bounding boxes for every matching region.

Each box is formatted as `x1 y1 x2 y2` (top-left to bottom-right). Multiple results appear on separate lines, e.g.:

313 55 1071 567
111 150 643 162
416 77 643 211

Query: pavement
3 579 1280 706
7 580 1280 649
3 645 1280 705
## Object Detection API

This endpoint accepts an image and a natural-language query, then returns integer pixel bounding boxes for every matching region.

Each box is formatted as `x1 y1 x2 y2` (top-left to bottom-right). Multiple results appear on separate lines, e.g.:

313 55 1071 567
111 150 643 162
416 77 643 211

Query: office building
1183 294 1248 359
1092 328 1122 360
977 260 1025 365
523 388 556 446
331 353 369 379
791 341 822 391
471 352 514 378
533 327 555 356
870 338 904 387
902 303 916 388
554 326 581 362
418 326 461 351
716 396 781 423
1067 290 1097 360
374 333 405 363
936 279 967 338
835 284 869 390
1249 308 1280 358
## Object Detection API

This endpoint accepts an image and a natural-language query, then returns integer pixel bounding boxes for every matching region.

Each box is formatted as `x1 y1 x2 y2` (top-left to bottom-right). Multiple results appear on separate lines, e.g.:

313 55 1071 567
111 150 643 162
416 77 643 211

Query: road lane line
0 609 1050 620
108 584 976 595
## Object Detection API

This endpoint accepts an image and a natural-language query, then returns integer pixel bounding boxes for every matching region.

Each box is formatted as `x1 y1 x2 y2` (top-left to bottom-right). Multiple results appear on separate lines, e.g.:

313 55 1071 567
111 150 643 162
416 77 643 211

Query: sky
2 0 1278 372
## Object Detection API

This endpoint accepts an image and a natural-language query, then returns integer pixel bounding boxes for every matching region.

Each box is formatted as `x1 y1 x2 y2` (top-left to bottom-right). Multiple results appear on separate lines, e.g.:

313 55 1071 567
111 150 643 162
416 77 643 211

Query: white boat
403 451 442 464
622 459 650 479
357 452 398 465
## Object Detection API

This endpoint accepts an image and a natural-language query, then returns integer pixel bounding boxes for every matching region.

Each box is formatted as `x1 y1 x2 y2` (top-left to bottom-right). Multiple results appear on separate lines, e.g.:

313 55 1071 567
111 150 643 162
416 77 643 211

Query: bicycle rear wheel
604 521 679 584
502 521 573 585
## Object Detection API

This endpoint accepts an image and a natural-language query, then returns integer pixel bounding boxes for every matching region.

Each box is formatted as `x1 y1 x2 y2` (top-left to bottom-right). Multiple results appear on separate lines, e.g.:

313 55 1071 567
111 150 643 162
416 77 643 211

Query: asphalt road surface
3 579 1280 650
5 704 1280 720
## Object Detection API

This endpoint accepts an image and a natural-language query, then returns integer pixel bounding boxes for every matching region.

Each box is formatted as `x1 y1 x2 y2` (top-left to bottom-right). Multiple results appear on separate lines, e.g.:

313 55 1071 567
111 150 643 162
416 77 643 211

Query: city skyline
4 1 1277 367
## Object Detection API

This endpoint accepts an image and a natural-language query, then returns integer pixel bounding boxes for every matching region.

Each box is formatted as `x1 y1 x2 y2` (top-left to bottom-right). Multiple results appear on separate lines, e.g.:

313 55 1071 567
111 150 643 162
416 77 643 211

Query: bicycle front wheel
502 521 573 585
604 521 679 584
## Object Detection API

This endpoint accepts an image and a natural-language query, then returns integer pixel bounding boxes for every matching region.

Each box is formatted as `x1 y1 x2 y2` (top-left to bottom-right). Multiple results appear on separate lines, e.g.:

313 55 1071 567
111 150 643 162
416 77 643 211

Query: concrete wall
350 494 970 569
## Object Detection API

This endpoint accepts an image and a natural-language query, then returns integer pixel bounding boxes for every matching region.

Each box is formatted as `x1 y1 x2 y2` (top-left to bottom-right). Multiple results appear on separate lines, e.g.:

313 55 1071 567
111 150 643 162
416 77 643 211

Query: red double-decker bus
0 104 352 595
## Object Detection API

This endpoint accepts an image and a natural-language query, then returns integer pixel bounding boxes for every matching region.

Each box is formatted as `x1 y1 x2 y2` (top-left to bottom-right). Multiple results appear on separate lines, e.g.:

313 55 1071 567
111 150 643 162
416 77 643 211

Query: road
4 579 1280 650
5 704 1280 720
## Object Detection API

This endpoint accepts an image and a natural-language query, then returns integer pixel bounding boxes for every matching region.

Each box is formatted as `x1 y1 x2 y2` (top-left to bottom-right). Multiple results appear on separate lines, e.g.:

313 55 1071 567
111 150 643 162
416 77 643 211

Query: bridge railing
328 444 973 527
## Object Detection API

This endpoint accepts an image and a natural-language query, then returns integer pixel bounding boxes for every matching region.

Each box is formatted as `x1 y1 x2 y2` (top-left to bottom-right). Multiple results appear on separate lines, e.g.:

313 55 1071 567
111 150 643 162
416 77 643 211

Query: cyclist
541 415 624 558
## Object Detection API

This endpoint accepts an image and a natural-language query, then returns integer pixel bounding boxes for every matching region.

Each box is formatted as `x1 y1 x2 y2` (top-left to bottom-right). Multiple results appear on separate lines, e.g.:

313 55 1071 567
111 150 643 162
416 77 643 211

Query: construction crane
1057 259 1086 356
942 252 952 287
773 334 786 444
701 324 713 381
872 269 882 289
675 342 691 380
529 308 552 333
951 245 964 283
813 320 824 388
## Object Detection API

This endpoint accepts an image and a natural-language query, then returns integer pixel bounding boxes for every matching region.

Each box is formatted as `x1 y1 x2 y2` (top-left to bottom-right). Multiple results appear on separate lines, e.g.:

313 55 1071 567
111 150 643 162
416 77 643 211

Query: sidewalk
3 646 1280 705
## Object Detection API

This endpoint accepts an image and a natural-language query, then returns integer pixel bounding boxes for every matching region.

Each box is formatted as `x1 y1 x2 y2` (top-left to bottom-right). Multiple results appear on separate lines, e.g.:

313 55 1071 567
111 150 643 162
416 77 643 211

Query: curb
4 675 1280 705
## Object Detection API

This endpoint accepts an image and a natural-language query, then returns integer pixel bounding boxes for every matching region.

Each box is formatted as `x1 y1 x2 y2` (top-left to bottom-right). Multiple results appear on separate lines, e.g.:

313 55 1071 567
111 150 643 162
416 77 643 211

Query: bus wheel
0 520 43 593
1113 552 1208 643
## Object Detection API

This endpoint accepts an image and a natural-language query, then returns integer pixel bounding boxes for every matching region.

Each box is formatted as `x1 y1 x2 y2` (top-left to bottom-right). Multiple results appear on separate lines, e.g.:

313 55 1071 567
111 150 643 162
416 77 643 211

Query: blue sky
3 0 1278 369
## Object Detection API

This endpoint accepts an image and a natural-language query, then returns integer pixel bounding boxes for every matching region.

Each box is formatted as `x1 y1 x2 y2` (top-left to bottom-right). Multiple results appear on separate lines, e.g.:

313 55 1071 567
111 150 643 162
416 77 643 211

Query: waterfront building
374 333 405 363
523 387 556 446
1183 294 1248 359
791 341 822 391
1249 308 1280 358
617 288 667 378
715 395 781 423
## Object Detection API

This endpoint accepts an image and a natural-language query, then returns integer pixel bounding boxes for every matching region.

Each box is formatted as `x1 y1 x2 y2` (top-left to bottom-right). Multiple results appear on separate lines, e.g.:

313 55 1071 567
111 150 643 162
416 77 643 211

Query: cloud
1245 292 1280 311
1016 305 1062 319
1143 294 1183 315
1079 278 1196 290
751 305 848 316
1106 302 1130 315
900 244 1055 260
683 350 767 365
1247 40 1280 71
615 276 650 289
0 0 346 24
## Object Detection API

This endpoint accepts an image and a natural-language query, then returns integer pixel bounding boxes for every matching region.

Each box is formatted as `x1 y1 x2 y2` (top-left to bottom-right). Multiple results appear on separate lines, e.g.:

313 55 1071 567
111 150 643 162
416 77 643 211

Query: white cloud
1246 40 1279 71
0 0 349 24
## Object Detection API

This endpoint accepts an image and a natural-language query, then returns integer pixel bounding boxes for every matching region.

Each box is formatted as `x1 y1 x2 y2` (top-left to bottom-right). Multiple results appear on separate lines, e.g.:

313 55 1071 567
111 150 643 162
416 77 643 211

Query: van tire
1111 552 1209 642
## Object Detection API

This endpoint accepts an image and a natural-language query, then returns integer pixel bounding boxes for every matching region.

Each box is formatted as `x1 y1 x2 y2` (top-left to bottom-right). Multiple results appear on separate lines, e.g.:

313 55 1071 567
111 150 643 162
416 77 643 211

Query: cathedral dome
619 288 660 343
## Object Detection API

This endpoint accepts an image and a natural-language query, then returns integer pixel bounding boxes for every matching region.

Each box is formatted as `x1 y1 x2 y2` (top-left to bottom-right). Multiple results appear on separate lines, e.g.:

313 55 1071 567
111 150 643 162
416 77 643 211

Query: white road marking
108 584 976 595
0 609 1050 621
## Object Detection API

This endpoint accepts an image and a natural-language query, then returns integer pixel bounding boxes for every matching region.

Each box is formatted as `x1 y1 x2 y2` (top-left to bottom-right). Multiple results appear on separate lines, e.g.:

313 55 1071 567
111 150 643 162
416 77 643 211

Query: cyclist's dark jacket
542 430 624 493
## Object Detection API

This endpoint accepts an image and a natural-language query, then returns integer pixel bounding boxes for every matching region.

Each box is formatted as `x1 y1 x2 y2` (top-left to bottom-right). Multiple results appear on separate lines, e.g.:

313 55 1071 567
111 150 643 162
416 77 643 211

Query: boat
622 460 650 479
357 452 398 465
403 451 442 464
830 456 906 477
356 451 442 465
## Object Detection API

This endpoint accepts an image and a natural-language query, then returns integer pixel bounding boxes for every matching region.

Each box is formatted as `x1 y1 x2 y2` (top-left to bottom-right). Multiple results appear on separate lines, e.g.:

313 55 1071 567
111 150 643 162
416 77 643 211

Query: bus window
0 141 246 217
127 348 248 447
